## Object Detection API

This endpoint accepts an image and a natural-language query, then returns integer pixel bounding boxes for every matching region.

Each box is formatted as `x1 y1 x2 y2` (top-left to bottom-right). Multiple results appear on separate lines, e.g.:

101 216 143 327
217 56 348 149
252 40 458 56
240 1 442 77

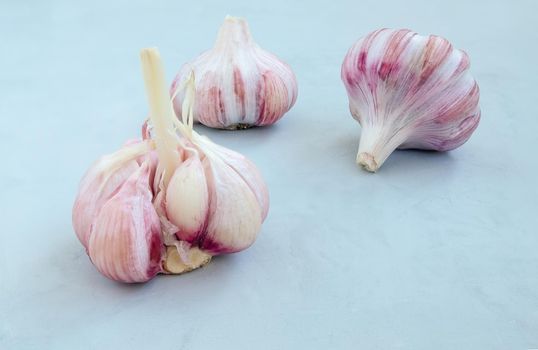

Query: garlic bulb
341 28 481 172
72 48 269 283
171 16 298 129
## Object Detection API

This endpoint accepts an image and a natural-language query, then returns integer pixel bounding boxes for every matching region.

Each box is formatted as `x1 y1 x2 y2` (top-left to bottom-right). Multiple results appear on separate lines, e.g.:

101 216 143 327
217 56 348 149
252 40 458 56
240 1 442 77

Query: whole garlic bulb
171 16 298 129
341 28 481 172
72 48 269 283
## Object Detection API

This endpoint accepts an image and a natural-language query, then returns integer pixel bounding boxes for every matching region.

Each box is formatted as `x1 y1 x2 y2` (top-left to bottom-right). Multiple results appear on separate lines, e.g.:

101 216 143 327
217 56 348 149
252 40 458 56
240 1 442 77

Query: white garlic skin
171 16 298 129
341 28 481 172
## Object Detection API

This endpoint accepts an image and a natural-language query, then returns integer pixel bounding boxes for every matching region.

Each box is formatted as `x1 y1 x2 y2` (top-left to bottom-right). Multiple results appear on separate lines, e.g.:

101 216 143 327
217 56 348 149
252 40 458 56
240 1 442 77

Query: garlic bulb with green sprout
341 28 481 172
171 16 298 129
72 48 269 283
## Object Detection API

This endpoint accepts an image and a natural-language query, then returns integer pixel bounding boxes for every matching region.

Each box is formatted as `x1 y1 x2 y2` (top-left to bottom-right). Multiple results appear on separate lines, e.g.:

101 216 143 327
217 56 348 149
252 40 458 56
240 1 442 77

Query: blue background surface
1 0 537 349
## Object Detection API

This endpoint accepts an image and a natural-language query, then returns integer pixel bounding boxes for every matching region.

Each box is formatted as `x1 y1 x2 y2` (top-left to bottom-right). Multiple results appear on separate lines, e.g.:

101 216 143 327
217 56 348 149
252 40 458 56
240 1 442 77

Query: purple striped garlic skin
171 16 298 129
341 28 480 172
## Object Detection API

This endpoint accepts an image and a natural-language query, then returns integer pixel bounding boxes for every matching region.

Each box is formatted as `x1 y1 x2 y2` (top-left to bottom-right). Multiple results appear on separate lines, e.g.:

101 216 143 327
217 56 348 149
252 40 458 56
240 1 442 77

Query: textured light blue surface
1 0 537 349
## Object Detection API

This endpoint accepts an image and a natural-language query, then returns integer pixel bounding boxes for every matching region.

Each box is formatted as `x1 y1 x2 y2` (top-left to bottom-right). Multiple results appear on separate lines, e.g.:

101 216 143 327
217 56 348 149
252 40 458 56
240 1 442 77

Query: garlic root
226 123 252 130
355 125 409 172
163 246 212 274
357 153 378 172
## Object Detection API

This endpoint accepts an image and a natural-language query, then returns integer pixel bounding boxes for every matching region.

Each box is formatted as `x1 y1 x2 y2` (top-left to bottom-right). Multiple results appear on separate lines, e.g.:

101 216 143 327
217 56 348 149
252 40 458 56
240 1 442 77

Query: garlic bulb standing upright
341 29 481 172
72 48 269 283
171 16 298 129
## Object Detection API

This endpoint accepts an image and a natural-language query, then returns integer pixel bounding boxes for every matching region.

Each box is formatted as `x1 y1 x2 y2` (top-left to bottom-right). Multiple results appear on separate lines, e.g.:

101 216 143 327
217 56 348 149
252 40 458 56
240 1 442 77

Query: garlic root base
163 246 212 274
357 152 378 172
225 123 253 130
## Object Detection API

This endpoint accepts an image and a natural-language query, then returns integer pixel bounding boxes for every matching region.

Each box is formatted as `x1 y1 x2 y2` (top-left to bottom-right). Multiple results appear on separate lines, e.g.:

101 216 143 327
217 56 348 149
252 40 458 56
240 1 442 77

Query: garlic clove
201 155 262 254
171 16 298 129
165 147 209 243
197 137 269 220
72 142 149 248
341 28 481 172
88 161 164 283
219 149 269 220
74 47 270 283
143 47 268 262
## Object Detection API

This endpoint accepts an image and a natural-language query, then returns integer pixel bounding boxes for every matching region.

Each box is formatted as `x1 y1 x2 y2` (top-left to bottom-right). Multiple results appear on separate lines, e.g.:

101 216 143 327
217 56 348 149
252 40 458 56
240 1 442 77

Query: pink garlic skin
341 29 480 170
88 161 164 283
203 141 269 220
73 47 270 283
199 154 262 254
171 16 298 129
73 138 269 282
72 143 147 249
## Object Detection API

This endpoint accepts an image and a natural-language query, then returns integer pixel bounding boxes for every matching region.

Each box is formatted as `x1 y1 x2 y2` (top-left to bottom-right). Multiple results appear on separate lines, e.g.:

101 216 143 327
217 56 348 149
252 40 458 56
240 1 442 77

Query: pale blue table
1 0 537 349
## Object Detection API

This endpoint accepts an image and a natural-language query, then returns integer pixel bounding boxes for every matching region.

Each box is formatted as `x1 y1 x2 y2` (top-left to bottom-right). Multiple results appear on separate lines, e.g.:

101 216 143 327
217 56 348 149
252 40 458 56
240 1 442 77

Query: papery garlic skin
144 46 269 257
171 16 298 129
88 161 164 283
341 28 481 172
198 138 269 220
72 142 149 249
200 154 262 253
72 48 270 283
150 137 267 255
